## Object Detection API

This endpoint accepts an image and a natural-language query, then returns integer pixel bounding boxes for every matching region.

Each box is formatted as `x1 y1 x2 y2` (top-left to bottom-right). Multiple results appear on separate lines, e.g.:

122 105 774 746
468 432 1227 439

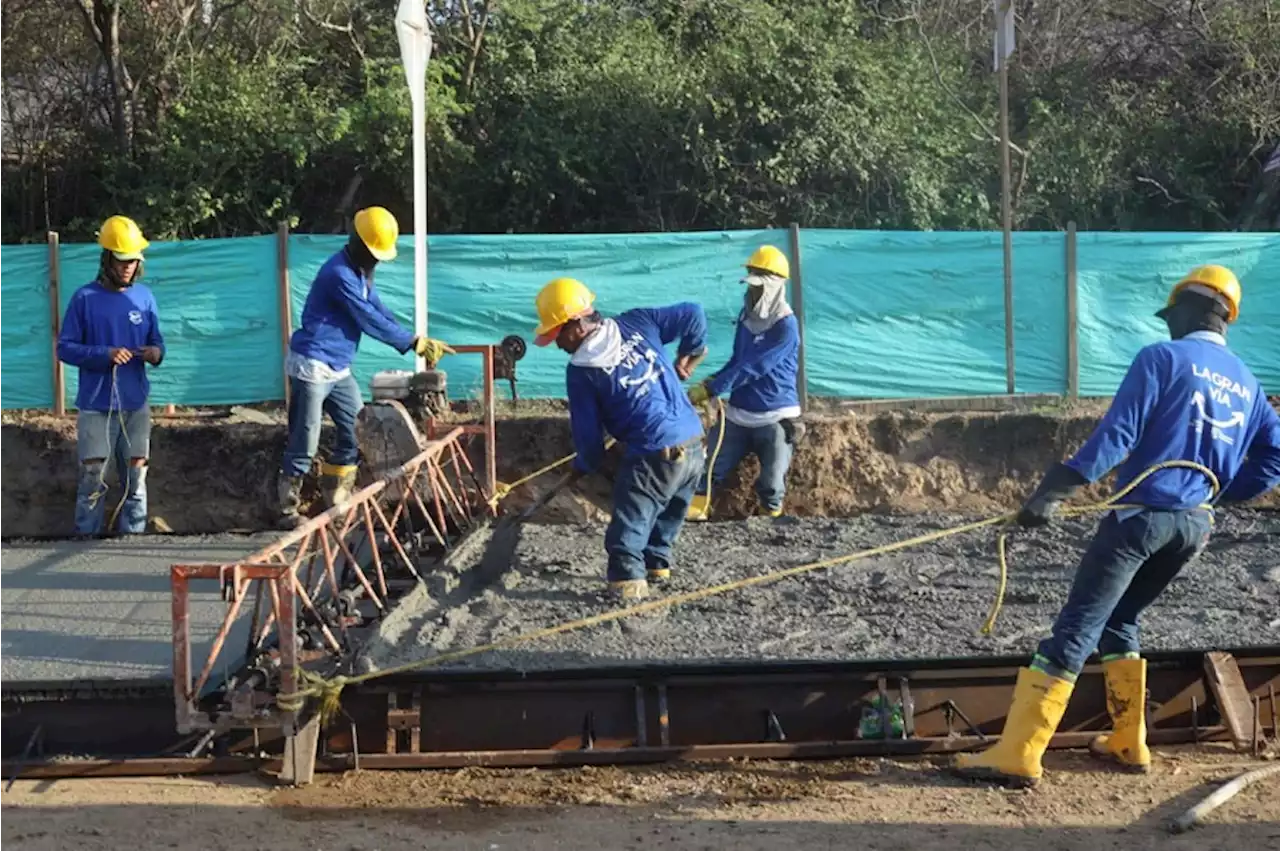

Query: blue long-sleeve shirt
1066 331 1280 509
705 315 800 413
57 281 165 412
566 304 708 473
289 248 415 371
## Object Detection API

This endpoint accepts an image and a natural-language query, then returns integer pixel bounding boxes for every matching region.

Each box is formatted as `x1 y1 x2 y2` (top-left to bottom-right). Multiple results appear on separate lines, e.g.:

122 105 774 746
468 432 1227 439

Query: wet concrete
1 534 275 682
360 510 1280 672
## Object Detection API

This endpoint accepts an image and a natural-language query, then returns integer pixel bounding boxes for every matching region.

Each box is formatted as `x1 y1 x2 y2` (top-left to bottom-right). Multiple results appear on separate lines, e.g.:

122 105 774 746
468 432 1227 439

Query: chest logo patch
128 310 143 325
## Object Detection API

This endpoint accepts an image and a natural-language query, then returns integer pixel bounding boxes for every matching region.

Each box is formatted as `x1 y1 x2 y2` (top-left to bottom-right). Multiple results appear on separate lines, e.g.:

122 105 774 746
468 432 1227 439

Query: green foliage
2 0 1276 242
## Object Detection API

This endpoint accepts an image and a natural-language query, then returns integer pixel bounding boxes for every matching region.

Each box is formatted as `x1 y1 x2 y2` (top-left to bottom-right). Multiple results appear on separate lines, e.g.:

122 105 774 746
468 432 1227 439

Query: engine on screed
356 335 527 483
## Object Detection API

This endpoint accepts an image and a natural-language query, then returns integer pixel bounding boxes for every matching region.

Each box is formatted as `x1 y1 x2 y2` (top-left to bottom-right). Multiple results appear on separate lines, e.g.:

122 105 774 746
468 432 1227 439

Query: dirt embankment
4 405 1277 539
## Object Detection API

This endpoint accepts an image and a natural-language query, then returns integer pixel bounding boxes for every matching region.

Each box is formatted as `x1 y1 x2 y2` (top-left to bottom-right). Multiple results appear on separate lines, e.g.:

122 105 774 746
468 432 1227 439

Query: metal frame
171 349 501 735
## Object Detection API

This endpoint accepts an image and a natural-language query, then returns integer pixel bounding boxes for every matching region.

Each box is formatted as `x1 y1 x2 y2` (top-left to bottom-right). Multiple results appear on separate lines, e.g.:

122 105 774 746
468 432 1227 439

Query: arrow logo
1191 391 1246 430
619 349 660 390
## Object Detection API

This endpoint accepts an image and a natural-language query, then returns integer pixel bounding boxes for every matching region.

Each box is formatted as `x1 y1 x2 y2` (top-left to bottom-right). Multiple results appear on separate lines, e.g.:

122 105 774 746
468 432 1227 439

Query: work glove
687 382 711 407
1016 462 1088 528
413 337 456 366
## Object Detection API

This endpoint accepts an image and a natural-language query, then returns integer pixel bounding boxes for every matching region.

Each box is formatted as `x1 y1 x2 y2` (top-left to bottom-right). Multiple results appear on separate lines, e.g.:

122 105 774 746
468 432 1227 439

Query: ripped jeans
75 408 152 536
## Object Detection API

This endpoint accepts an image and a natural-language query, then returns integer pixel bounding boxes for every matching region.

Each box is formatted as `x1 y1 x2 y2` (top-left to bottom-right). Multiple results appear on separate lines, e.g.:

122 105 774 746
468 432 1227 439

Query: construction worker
57 215 165 537
534 277 709 600
277 206 454 528
954 265 1280 788
686 245 801 520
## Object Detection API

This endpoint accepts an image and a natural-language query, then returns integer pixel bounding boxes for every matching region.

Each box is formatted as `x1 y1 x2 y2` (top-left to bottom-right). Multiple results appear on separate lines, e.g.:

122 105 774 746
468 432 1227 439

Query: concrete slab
1 534 277 684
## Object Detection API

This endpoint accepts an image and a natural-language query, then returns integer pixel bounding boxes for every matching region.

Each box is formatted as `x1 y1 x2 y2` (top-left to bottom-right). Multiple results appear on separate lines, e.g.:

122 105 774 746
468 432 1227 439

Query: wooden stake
787 223 809 412
1065 221 1079 399
277 222 293 409
999 50 1016 395
48 231 65 416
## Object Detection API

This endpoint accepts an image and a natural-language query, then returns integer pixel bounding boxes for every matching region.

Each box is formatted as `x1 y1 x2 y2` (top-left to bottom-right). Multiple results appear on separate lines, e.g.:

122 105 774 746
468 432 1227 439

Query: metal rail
5 649 1277 778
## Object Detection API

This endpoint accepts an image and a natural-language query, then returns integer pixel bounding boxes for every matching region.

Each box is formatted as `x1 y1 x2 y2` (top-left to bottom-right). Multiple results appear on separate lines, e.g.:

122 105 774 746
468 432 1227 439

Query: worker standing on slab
534 277 709 600
686 245 802 520
955 265 1280 788
277 206 454 528
57 215 165 537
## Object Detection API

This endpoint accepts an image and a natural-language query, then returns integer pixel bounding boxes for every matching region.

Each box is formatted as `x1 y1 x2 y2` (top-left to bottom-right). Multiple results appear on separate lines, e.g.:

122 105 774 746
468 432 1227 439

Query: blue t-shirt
57 281 165 412
289 248 416 372
706 315 800 413
567 304 708 473
1067 332 1280 507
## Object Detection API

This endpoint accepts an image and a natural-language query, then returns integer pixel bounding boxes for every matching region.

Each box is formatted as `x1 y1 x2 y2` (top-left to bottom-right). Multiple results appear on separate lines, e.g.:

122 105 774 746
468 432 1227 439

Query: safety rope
83 364 133 531
277 458 1219 721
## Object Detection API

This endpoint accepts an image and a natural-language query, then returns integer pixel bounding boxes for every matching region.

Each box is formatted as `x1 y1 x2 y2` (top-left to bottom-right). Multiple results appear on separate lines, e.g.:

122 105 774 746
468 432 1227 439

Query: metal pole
999 56 1015 394
277 222 293 409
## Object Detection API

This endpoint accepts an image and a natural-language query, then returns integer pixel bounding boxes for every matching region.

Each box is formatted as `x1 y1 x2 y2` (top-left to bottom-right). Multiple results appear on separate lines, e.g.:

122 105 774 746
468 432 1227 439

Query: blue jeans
697 418 793 511
281 374 363 478
605 442 706 581
1033 509 1213 680
75 408 152 536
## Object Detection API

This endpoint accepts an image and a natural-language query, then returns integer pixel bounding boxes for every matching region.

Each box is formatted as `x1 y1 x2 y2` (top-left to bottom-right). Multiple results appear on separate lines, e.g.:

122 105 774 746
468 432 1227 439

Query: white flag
993 0 1015 72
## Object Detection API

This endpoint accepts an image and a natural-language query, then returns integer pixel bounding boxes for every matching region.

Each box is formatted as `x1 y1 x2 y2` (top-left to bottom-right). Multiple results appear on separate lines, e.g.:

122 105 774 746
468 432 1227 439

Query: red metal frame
171 347 502 735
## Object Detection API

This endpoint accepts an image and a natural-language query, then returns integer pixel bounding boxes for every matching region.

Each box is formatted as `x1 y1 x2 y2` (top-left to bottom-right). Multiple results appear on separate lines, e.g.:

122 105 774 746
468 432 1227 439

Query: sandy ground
3 747 1277 850
360 510 1280 672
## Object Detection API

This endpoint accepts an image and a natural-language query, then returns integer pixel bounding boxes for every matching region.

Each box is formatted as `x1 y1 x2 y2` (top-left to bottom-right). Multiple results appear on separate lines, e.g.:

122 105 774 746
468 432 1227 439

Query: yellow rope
282 459 1218 721
978 459 1219 635
488 438 619 507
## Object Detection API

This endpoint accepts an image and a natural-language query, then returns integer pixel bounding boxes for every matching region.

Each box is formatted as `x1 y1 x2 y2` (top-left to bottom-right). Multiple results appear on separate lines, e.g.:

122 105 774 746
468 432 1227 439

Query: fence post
787 223 809 412
47 231 66 416
1065 221 1079 399
277 222 293 409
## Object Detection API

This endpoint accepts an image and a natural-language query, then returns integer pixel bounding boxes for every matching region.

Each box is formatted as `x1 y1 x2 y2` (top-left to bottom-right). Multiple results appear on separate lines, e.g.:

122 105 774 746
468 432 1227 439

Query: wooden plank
47 231 65 415
277 221 293 409
1204 651 1255 751
1066 221 1079 399
787 223 809 412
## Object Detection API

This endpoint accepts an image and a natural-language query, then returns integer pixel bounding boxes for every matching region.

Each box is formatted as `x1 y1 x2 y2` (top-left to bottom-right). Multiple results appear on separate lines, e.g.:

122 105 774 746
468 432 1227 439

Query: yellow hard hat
534 277 596 346
745 245 789 279
353 206 399 261
1167 264 1241 323
98 215 149 260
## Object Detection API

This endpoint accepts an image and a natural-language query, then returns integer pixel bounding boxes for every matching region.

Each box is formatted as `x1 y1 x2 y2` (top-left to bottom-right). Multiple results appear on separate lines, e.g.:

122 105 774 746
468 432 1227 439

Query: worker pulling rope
277 458 1218 722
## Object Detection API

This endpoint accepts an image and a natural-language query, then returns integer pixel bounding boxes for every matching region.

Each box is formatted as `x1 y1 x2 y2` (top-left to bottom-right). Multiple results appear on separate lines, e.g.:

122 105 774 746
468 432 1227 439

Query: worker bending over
955 265 1280 787
686 245 801 520
57 215 165 537
534 278 709 600
277 206 454 527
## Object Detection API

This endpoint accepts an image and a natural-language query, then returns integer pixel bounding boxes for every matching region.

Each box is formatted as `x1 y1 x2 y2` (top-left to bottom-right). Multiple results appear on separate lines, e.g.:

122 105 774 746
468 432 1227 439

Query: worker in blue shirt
686 245 802 520
955 265 1280 788
533 277 709 600
57 215 166 537
277 206 454 527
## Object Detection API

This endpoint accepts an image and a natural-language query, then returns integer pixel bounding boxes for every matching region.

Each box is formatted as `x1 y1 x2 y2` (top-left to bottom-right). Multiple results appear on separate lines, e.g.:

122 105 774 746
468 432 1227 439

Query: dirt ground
3 747 1277 850
5 400 1278 539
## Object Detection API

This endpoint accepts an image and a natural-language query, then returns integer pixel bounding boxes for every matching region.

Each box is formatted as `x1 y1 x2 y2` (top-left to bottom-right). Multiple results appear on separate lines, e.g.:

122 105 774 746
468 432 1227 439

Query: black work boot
277 474 304 529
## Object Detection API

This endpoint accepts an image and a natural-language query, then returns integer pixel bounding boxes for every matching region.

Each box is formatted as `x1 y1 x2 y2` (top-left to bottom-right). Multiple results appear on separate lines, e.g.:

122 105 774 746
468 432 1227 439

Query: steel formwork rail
170 425 494 735
4 649 1278 777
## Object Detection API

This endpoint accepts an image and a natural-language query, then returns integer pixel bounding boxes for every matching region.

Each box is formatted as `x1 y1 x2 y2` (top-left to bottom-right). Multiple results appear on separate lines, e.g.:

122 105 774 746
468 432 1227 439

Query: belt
656 436 703 462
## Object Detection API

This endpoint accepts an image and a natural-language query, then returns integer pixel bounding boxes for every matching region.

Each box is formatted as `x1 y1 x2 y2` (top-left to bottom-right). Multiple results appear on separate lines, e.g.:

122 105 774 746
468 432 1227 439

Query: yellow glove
413 337 456 365
687 382 711 407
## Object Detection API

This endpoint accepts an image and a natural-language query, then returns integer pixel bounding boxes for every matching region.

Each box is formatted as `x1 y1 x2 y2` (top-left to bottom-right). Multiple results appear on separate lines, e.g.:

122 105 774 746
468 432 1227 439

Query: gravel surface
360 510 1280 672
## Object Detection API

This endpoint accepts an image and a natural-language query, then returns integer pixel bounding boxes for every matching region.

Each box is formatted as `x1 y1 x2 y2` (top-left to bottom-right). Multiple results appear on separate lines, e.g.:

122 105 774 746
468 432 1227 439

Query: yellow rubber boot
953 667 1074 787
1089 657 1150 772
320 462 359 508
686 493 710 522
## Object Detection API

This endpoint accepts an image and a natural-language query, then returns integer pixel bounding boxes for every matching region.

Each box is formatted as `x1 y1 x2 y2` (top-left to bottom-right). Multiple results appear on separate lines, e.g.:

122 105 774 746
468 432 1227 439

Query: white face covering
741 272 793 334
